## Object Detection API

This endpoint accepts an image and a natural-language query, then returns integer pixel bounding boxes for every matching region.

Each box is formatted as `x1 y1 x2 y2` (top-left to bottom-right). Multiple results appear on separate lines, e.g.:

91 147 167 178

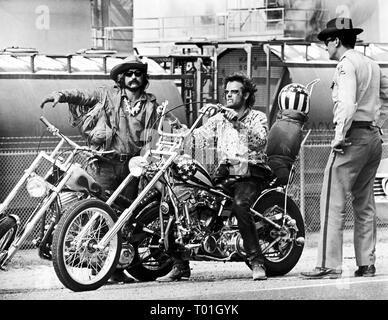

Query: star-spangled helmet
278 79 320 115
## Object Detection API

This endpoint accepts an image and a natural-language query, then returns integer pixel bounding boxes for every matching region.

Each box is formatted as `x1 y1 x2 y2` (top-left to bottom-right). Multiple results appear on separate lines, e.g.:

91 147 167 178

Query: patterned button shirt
191 108 269 176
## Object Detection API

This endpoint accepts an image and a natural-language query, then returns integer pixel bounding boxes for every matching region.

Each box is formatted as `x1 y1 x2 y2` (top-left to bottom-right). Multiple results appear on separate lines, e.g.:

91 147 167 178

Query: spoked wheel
252 190 305 277
52 199 121 292
126 201 173 281
0 216 18 264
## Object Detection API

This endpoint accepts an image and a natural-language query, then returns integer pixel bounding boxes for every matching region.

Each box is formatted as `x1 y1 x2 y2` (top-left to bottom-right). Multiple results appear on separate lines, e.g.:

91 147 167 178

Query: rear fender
252 188 298 215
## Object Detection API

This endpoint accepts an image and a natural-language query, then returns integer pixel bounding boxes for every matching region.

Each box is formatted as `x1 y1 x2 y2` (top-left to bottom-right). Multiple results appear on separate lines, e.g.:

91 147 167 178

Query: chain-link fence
296 130 388 235
0 136 88 250
1 130 388 251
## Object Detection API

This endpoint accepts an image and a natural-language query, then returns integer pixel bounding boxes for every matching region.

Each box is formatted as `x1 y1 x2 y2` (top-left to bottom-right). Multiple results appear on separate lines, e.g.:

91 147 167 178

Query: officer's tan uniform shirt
331 49 388 142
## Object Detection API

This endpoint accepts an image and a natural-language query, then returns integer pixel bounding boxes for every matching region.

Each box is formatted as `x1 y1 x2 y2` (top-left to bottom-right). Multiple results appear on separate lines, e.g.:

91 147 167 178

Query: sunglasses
125 70 143 77
324 37 336 46
224 89 241 96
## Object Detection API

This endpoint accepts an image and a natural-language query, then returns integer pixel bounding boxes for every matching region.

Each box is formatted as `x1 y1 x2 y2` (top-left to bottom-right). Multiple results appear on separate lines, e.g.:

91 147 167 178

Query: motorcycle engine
217 229 246 258
173 186 247 260
187 189 219 228
172 186 220 246
174 186 219 227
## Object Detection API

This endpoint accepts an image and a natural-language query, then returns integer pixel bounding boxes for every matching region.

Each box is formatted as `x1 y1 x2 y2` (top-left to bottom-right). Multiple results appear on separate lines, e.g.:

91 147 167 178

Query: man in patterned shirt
157 72 271 282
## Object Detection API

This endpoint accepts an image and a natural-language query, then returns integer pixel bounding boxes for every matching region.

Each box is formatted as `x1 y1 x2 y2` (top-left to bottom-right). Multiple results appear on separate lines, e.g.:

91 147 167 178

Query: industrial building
1 0 388 248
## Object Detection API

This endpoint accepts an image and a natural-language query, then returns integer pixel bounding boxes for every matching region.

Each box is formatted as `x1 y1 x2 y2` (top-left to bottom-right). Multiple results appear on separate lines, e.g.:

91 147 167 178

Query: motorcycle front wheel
52 198 121 292
125 201 173 281
252 190 305 277
0 216 18 262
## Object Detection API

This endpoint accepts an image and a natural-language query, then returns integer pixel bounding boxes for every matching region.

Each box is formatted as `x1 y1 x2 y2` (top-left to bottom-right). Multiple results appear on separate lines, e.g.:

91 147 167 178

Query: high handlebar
40 116 73 143
39 116 114 156
40 116 56 131
157 102 235 139
218 104 238 121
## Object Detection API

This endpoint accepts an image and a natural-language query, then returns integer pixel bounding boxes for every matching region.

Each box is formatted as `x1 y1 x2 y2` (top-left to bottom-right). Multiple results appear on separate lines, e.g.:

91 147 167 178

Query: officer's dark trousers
317 126 382 270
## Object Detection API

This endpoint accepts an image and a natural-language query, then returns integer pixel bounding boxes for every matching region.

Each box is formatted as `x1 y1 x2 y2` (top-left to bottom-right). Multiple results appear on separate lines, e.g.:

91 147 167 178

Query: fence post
265 44 271 123
300 143 305 220
299 130 311 220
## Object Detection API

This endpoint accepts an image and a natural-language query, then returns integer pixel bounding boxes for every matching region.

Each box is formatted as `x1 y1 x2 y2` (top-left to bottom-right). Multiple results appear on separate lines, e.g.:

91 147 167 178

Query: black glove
40 92 62 109
222 108 238 122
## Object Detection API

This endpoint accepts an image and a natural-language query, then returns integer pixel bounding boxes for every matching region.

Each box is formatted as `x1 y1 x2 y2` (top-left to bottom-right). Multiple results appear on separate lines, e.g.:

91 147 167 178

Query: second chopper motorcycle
0 116 126 269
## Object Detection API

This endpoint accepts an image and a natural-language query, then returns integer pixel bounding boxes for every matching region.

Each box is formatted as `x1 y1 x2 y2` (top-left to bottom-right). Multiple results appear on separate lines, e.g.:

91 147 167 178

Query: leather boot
251 258 267 281
354 265 376 277
300 267 342 279
108 268 135 284
156 263 191 282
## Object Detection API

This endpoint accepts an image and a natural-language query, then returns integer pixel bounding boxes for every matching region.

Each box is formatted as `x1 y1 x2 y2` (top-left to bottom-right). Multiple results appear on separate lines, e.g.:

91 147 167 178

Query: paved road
1 239 388 301
2 267 388 300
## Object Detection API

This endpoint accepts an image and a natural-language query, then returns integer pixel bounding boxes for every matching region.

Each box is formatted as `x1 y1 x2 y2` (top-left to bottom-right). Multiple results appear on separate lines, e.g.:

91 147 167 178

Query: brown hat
109 55 148 81
317 17 363 41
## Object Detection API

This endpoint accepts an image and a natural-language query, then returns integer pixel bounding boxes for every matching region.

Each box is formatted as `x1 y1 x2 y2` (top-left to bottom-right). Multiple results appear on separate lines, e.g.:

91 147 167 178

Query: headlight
26 175 48 198
128 156 149 177
382 178 388 196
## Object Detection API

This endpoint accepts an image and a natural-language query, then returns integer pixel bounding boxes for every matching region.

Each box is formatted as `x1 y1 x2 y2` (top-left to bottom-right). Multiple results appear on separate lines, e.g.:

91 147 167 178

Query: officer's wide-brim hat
109 55 148 81
317 17 363 41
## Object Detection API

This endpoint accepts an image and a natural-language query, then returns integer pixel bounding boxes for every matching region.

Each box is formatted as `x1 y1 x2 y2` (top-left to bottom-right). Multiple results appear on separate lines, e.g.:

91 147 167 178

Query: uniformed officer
301 17 388 279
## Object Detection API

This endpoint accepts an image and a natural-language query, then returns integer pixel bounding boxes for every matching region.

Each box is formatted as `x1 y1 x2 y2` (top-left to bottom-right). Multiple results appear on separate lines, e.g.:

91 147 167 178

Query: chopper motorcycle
0 116 127 269
51 102 306 292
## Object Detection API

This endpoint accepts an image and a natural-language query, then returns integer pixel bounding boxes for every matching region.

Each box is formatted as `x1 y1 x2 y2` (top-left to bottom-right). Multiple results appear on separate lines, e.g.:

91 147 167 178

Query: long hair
116 72 150 91
223 72 257 108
